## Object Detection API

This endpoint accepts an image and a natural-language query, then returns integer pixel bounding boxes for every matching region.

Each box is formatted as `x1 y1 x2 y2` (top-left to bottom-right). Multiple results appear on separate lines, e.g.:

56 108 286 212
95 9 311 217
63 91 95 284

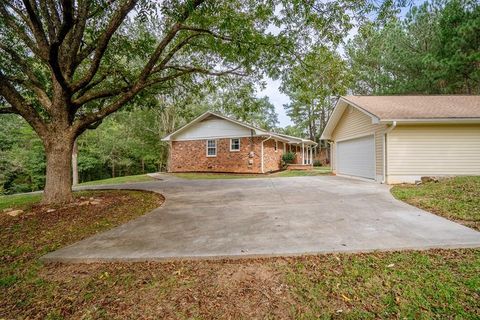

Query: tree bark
43 137 74 204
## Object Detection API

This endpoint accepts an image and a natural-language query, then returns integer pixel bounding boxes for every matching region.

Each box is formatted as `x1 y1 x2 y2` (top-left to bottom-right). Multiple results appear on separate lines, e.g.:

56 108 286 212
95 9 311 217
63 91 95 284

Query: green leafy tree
0 115 45 194
204 81 279 130
346 0 480 94
281 46 351 143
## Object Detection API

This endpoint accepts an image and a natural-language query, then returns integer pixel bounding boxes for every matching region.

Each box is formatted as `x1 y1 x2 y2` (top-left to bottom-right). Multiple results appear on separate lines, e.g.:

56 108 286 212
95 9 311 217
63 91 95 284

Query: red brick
168 137 288 173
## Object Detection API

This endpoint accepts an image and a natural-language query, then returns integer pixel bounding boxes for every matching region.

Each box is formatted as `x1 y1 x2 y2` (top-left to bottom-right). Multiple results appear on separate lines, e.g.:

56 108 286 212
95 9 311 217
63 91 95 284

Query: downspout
327 141 334 171
382 121 397 184
261 135 272 173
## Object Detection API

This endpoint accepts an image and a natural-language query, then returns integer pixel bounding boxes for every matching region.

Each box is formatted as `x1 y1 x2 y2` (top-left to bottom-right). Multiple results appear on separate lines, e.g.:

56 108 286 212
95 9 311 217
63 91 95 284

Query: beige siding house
321 96 480 184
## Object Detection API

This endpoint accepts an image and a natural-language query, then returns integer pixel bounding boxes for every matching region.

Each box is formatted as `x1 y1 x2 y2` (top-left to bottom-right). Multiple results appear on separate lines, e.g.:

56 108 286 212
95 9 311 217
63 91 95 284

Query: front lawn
0 193 42 211
391 176 480 230
1 187 478 318
173 172 261 179
173 167 332 180
78 174 155 186
272 166 332 177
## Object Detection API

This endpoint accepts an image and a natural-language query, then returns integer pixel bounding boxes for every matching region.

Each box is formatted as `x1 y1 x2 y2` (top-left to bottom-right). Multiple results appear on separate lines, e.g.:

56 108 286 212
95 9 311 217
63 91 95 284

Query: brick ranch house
162 112 317 173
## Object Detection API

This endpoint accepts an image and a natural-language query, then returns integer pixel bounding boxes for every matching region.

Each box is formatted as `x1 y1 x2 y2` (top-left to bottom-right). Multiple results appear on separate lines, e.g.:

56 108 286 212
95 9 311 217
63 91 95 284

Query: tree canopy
0 0 374 203
281 45 351 143
346 0 480 94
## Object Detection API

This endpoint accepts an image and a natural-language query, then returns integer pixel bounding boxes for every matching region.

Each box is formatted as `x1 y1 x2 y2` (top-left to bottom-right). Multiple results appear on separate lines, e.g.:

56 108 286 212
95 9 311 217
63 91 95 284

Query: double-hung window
230 138 240 151
206 139 217 157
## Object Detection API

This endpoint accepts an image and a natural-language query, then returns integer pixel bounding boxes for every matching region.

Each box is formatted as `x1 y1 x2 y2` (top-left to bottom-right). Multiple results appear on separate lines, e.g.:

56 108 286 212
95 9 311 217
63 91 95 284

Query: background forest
1 0 478 194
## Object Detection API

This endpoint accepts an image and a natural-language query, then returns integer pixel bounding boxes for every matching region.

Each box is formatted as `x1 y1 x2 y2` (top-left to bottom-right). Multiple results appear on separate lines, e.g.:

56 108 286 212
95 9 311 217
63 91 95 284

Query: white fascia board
275 133 316 145
161 111 212 141
321 97 381 140
320 99 347 140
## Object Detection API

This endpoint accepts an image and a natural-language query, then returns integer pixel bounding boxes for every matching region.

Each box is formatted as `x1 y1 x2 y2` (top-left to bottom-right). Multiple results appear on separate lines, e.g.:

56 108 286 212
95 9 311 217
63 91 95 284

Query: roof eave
321 97 381 140
161 111 213 141
379 118 480 124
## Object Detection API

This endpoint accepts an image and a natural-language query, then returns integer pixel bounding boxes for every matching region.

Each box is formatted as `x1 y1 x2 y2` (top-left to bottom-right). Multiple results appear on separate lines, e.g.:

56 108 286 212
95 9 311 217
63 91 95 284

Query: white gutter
382 121 397 184
261 135 272 173
379 118 480 124
327 141 334 171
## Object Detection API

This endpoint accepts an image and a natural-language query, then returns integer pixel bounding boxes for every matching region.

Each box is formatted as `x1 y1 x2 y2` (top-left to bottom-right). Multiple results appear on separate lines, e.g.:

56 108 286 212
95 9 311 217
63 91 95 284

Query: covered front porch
286 141 317 168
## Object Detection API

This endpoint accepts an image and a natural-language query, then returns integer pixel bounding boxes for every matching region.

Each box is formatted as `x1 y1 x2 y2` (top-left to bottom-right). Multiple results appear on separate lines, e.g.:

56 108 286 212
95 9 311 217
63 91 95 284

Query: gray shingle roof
343 95 480 120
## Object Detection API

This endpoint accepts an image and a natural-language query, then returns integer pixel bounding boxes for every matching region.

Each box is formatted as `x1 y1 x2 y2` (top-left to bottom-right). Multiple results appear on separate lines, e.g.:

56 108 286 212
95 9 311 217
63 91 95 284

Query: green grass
391 176 480 230
173 167 332 180
282 250 480 319
172 172 262 179
0 193 42 211
272 166 332 177
79 174 155 186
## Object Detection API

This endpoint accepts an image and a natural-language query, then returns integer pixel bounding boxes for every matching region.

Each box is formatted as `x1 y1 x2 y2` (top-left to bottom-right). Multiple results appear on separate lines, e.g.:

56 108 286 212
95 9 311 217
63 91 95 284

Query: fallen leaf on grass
341 294 351 302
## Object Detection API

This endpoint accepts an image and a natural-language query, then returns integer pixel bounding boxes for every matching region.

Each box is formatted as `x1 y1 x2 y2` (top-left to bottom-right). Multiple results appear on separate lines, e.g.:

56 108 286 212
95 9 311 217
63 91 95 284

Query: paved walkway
42 175 480 262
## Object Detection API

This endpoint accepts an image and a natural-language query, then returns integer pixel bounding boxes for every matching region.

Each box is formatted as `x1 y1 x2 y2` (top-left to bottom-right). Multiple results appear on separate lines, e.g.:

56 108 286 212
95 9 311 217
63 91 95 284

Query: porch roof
274 133 317 146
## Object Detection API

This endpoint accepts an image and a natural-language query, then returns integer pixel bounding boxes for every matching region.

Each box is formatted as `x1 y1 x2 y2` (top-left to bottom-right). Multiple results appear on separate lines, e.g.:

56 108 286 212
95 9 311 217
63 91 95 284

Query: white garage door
337 135 375 179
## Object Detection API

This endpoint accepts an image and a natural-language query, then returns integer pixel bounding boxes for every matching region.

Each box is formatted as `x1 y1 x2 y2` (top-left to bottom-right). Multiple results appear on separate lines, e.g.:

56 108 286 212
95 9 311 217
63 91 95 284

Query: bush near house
282 151 296 165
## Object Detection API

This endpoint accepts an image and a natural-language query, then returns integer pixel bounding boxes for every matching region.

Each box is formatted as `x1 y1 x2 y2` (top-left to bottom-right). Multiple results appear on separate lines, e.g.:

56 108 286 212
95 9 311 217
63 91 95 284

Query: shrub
313 160 322 167
282 152 296 164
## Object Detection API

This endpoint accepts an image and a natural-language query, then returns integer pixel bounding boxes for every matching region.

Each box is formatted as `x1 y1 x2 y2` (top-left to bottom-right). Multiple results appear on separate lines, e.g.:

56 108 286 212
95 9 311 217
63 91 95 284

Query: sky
257 6 292 128
257 78 291 127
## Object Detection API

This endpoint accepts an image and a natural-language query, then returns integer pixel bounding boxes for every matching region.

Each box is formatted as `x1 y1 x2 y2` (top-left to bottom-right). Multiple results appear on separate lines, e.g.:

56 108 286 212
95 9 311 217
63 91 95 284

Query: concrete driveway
42 175 480 262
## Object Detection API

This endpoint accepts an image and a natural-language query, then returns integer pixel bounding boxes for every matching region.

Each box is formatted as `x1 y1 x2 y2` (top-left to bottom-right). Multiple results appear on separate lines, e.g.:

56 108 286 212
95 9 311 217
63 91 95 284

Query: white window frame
230 138 241 152
206 139 217 157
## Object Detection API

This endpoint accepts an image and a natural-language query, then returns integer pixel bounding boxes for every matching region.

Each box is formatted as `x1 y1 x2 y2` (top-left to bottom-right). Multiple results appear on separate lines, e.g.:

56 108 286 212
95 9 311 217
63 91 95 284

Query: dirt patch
33 259 295 319
217 264 276 286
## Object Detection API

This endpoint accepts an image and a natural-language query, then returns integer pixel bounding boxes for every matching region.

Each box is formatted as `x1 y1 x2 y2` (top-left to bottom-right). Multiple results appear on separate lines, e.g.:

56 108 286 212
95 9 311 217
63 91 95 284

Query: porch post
310 146 313 165
302 142 305 165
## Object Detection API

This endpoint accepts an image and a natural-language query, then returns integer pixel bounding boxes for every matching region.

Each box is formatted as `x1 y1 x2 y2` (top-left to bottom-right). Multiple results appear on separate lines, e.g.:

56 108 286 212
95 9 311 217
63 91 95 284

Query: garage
336 135 375 179
321 95 480 184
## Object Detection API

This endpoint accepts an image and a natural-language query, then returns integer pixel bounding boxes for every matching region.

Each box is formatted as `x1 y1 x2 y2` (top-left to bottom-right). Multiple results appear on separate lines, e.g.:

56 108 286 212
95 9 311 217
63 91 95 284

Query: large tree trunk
43 137 74 204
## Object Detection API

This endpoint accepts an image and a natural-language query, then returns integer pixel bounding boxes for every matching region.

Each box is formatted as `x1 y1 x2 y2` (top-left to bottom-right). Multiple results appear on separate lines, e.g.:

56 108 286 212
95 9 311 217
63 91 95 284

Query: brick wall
262 139 284 172
169 137 261 173
169 137 285 173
